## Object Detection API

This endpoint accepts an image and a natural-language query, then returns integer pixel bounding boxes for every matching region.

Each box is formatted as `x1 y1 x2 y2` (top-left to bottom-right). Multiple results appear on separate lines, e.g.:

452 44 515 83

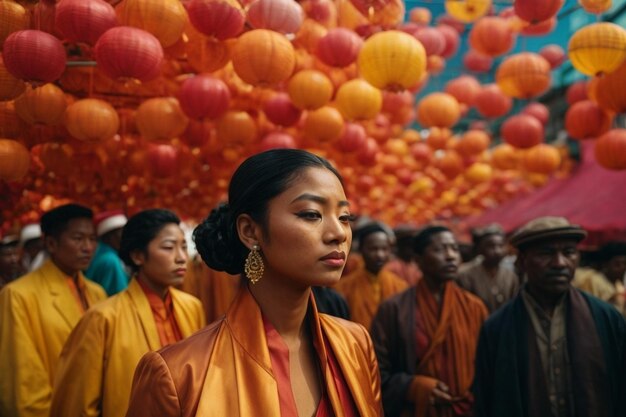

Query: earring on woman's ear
244 244 264 284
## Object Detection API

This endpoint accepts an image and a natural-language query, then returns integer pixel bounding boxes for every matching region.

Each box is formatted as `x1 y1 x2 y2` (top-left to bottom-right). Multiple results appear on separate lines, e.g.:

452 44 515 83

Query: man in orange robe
371 225 487 417
335 223 408 330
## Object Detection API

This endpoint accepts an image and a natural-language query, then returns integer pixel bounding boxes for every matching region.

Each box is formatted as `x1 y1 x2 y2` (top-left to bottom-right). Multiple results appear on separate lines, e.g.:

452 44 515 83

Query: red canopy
465 141 626 246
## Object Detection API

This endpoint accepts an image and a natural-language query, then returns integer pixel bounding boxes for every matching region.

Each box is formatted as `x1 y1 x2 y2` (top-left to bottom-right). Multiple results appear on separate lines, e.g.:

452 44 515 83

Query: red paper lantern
182 120 213 148
501 114 543 149
187 0 245 40
475 84 512 118
356 137 380 167
594 129 626 170
565 100 612 140
95 26 163 82
55 0 118 45
437 24 460 59
2 30 66 83
463 49 493 73
315 28 363 68
521 17 557 36
147 143 178 178
260 132 297 151
566 81 588 105
247 0 304 34
539 44 566 69
469 17 516 57
0 139 30 181
515 0 564 24
336 122 366 153
445 75 481 106
521 102 550 125
263 93 302 127
177 75 231 120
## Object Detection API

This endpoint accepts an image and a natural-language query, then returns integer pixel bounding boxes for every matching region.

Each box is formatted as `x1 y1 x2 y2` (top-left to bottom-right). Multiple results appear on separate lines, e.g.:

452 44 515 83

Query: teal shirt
85 242 129 296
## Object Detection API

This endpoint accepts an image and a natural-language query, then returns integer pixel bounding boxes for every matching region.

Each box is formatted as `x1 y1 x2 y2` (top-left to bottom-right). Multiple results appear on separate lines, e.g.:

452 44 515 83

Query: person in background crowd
0 235 23 289
473 217 626 417
182 253 241 324
19 223 46 272
50 209 205 417
85 210 130 296
312 285 351 320
384 225 422 286
457 224 519 313
335 223 408 330
125 149 383 417
371 225 487 417
598 242 626 315
0 204 106 417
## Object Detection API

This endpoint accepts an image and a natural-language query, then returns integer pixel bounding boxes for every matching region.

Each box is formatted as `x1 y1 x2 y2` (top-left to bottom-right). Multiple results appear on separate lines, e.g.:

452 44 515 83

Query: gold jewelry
244 244 264 284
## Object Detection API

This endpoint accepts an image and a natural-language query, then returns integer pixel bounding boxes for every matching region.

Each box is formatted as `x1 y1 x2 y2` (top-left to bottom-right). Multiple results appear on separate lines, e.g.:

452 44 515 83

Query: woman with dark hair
50 209 205 417
125 149 383 417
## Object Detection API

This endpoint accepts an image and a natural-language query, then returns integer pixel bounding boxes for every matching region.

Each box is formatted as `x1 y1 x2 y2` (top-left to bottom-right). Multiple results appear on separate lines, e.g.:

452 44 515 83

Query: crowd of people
1 149 625 417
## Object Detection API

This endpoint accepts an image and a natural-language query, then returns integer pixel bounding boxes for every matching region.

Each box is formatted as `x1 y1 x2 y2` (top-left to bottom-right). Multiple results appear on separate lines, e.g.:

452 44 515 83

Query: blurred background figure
457 224 519 313
335 223 407 329
85 210 130 296
598 242 626 315
19 223 46 272
384 225 422 286
0 234 23 290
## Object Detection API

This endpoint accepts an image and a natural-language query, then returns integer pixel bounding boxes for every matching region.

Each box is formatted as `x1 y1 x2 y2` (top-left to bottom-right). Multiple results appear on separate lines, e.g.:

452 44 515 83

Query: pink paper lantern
260 132 297 151
2 30 66 83
539 44 566 69
463 49 493 73
521 102 550 125
475 84 512 118
147 143 178 178
566 81 588 105
336 122 366 152
263 93 302 127
187 0 245 40
94 26 163 82
55 0 118 45
315 28 363 68
178 75 231 120
437 24 460 58
247 0 304 34
414 27 445 56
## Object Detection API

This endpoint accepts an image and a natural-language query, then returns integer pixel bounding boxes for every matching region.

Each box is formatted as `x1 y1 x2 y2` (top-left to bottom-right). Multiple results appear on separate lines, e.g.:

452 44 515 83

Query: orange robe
181 256 240 324
335 266 408 330
124 287 384 417
371 281 487 417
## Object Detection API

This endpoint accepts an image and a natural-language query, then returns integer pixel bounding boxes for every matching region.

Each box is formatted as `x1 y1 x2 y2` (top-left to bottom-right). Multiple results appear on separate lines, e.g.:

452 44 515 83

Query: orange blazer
125 287 384 417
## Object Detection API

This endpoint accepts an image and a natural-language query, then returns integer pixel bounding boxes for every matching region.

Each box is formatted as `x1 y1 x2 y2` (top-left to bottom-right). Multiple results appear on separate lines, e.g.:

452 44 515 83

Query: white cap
20 224 42 245
95 212 127 237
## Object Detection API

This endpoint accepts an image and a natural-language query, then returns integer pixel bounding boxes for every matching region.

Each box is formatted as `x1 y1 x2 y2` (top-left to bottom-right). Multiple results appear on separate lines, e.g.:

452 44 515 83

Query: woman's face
135 223 188 294
258 167 352 288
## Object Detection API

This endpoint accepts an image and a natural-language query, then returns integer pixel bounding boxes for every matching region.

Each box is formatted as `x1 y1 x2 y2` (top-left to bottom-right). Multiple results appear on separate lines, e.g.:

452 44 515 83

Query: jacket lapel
44 260 84 330
170 288 199 337
127 279 161 351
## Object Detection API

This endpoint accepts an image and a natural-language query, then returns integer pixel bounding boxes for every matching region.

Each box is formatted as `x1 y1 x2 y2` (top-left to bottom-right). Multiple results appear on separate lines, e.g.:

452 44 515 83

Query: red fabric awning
465 141 626 247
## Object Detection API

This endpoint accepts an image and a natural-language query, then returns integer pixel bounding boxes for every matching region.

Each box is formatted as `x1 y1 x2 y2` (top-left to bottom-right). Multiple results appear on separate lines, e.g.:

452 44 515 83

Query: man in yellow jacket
50 208 206 417
0 204 107 417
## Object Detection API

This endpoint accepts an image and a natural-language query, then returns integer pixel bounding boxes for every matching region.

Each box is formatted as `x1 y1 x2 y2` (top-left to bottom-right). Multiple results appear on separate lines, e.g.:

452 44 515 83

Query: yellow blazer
125 287 384 417
50 279 205 417
0 259 107 417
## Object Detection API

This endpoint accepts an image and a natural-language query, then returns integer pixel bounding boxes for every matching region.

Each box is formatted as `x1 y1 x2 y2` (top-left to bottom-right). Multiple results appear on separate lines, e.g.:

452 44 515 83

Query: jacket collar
127 278 162 350
41 259 88 329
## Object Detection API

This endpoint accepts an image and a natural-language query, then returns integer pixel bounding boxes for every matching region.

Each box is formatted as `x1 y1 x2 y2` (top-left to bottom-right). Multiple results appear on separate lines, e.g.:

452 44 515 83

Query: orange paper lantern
457 130 490 156
579 0 612 14
475 84 512 118
0 56 26 101
0 139 30 181
0 1 29 46
496 52 551 99
565 100 612 140
65 99 120 142
136 97 188 141
231 29 295 86
522 144 561 174
117 0 188 48
465 162 493 183
469 17 516 57
589 60 626 114
14 84 67 126
334 79 382 121
491 143 520 170
304 106 344 143
445 75 481 106
216 111 257 145
594 129 626 170
185 35 232 73
287 70 334 111
417 93 461 128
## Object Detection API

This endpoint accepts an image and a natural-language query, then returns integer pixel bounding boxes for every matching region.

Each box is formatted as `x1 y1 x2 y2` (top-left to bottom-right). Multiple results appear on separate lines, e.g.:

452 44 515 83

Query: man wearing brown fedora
473 216 626 417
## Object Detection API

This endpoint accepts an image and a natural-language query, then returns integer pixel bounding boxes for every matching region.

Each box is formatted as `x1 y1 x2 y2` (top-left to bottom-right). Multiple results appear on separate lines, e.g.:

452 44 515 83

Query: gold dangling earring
244 244 264 284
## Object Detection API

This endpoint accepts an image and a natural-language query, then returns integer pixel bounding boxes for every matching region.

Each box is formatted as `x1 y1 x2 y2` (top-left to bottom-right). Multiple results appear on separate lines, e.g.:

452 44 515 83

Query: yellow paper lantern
287 70 334 110
14 84 67 126
335 79 382 120
117 0 188 48
65 99 120 142
496 52 552 99
464 162 493 183
445 0 492 23
568 23 626 76
136 97 188 141
357 30 427 91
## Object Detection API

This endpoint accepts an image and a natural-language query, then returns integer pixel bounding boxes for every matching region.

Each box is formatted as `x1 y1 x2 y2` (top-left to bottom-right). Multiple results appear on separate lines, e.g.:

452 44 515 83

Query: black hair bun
193 203 246 275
